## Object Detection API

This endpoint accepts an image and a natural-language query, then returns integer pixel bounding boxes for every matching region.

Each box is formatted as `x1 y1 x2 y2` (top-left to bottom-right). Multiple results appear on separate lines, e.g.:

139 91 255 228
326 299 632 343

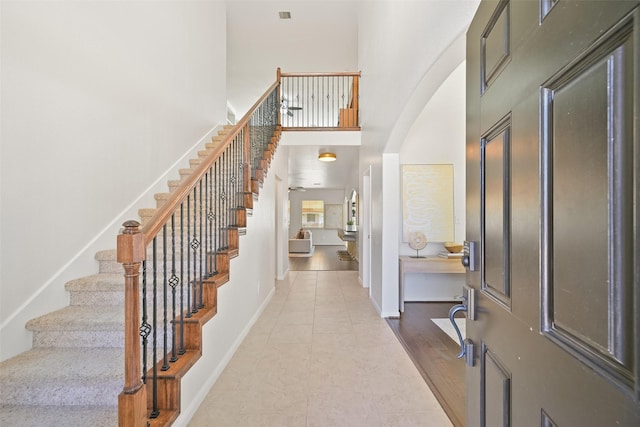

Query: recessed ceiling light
279 11 291 19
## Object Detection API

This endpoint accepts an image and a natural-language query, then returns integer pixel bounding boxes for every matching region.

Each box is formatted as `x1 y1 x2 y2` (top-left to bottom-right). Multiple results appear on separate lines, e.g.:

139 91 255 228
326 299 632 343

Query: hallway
288 245 359 271
188 270 452 426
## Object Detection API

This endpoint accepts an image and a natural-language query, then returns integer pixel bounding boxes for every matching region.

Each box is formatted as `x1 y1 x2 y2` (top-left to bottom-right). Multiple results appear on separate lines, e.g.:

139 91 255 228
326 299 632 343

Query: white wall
358 5 476 316
381 153 400 317
398 61 467 302
0 1 227 360
399 61 467 252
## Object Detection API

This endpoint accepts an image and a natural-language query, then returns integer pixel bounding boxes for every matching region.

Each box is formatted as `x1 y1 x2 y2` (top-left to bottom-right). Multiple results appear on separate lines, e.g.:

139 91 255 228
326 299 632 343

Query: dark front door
465 1 639 425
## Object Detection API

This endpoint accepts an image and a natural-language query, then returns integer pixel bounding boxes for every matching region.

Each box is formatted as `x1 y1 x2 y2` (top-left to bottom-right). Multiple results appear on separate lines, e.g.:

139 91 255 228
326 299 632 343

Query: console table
338 230 357 260
399 256 465 312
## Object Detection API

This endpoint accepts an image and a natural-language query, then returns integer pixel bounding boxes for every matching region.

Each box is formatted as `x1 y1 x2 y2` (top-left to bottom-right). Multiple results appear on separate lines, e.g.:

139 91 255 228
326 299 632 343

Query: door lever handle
449 303 467 359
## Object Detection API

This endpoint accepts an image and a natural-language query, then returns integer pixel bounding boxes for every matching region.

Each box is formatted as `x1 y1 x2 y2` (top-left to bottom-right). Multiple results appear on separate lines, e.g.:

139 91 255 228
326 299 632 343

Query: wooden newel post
117 220 147 427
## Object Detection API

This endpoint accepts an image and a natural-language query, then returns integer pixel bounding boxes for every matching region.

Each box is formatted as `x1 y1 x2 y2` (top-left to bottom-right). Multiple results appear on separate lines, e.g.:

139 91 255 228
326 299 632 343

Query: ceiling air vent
279 11 291 19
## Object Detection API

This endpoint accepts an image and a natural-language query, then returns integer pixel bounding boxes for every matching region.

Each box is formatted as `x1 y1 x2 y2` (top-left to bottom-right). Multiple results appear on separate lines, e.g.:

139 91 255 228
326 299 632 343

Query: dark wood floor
288 245 358 271
387 302 466 427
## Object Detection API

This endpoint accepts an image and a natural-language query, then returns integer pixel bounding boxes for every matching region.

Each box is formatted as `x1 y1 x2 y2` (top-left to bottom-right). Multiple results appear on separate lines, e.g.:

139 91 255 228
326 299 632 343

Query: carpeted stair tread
95 249 116 262
95 250 122 274
65 273 124 292
0 347 122 406
0 122 270 422
65 274 125 306
0 404 117 427
26 305 122 332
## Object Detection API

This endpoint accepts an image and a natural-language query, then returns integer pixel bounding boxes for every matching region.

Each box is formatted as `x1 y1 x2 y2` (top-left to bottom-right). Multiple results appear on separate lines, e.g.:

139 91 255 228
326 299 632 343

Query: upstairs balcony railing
278 68 360 130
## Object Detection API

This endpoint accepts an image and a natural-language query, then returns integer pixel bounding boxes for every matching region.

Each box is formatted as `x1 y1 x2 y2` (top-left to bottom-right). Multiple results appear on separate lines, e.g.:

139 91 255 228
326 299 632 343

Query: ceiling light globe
318 152 337 162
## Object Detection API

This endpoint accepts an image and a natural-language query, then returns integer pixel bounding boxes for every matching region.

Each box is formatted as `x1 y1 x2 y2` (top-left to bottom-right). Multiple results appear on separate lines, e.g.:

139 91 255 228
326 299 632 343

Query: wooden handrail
117 68 359 426
140 79 280 246
279 71 361 77
118 78 280 427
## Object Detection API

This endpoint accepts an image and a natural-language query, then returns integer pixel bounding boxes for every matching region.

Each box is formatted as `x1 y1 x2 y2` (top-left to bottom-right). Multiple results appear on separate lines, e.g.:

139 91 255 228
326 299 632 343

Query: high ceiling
286 145 360 190
227 0 360 191
225 0 480 190
226 1 359 117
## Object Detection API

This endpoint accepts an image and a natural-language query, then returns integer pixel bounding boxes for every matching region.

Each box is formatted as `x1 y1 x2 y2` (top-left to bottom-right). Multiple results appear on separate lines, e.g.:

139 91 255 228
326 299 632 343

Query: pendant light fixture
318 152 337 162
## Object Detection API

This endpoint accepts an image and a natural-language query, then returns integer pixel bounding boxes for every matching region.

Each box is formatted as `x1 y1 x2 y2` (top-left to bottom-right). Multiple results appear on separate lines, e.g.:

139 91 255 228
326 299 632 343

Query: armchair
289 230 313 253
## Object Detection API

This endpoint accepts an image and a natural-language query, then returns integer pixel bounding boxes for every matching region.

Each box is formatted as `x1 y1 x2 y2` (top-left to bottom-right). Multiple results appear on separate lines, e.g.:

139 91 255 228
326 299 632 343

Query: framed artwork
402 164 455 242
324 204 343 229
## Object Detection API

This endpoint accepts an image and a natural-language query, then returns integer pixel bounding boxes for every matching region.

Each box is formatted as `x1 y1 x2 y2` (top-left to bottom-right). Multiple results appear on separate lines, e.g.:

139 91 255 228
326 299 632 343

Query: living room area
287 184 359 272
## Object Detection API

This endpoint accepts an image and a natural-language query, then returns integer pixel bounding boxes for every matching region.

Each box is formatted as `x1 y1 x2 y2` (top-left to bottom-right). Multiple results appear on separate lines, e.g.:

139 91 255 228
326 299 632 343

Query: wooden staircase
0 121 282 427
117 113 282 426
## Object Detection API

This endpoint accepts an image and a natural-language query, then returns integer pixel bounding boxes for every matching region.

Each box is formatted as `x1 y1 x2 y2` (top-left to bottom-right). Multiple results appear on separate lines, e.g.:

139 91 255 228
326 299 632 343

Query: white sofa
289 230 313 253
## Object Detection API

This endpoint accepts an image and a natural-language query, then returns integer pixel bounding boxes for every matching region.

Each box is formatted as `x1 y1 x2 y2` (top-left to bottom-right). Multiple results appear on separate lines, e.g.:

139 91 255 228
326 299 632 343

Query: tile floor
188 270 453 427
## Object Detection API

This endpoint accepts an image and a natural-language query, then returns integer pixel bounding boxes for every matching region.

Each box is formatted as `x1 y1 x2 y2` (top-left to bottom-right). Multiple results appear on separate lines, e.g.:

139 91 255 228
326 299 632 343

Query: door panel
541 7 637 391
481 116 511 307
481 344 511 427
466 1 640 426
481 0 511 92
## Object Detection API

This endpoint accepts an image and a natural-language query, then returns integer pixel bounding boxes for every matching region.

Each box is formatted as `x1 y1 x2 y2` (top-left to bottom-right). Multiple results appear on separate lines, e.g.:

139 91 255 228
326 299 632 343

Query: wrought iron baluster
151 237 159 418
140 260 150 384
179 203 186 354
235 137 240 216
170 214 178 363
162 224 169 371
207 166 215 275
213 161 219 273
238 130 244 213
232 138 237 219
203 171 209 277
191 187 199 314
198 179 204 309
224 150 230 248
185 195 192 319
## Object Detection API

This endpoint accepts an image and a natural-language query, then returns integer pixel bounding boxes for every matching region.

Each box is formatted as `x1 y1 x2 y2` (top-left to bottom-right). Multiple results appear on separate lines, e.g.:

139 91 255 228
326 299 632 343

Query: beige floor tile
306 390 381 427
313 316 353 334
313 305 350 320
201 386 262 415
188 410 264 427
187 271 452 427
379 411 454 427
369 376 443 414
260 412 307 427
314 294 347 307
275 309 315 326
268 323 313 344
